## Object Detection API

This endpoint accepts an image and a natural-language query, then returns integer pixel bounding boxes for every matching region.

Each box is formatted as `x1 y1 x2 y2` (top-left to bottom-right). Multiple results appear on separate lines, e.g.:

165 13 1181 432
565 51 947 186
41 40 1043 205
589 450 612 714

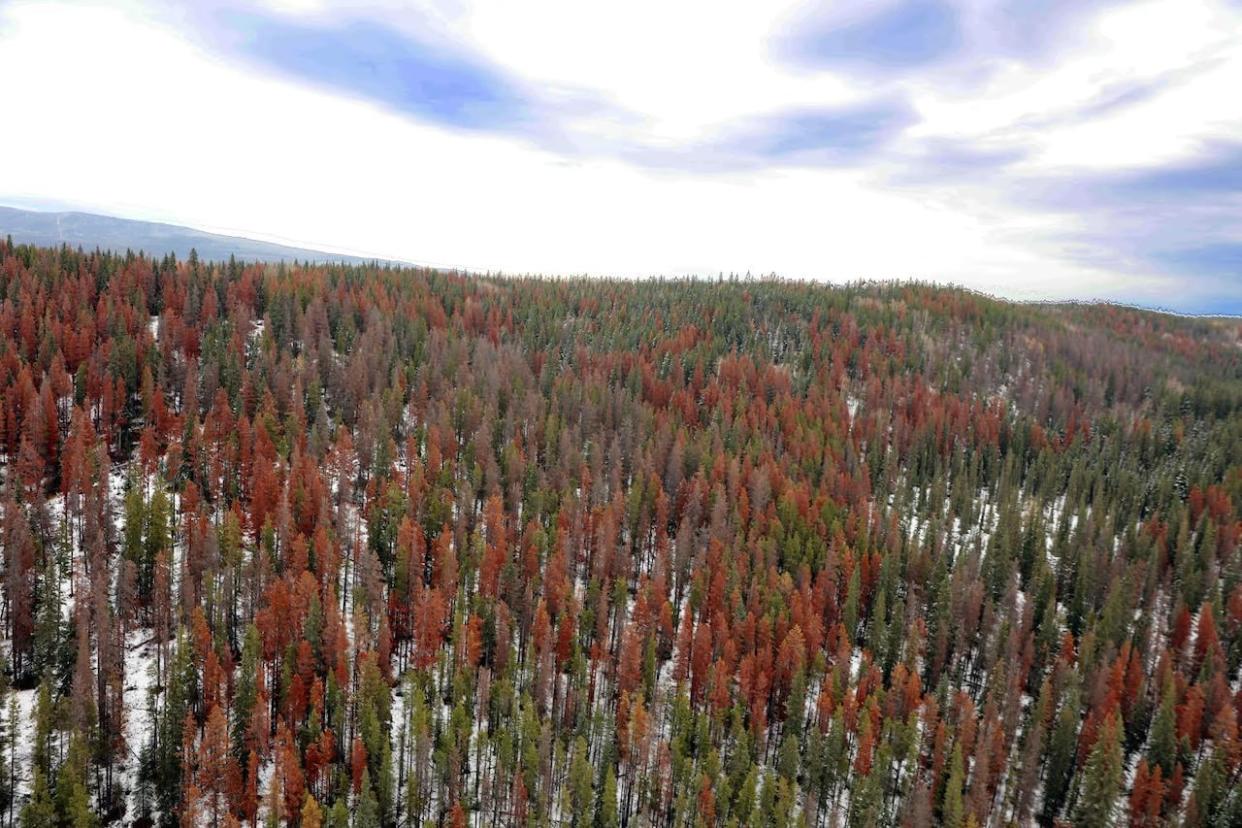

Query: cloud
965 0 1122 64
1012 65 1215 135
776 0 1125 81
1110 144 1242 196
989 143 1242 311
780 0 962 71
190 1 922 174
885 138 1027 185
1148 244 1242 314
1013 143 1242 211
727 99 917 161
1069 76 1185 120
1160 242 1242 274
191 6 541 133
604 98 918 173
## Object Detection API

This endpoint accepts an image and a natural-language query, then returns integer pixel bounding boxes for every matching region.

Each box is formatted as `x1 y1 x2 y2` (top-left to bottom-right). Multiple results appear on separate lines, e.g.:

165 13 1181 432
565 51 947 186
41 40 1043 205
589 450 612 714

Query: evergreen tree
357 769 380 828
1184 747 1228 828
597 765 618 828
1146 679 1177 777
20 767 56 828
328 798 349 828
1072 713 1123 828
56 734 96 828
232 624 260 759
301 794 323 828
849 762 885 828
1043 684 1081 822
941 744 965 828
568 737 594 827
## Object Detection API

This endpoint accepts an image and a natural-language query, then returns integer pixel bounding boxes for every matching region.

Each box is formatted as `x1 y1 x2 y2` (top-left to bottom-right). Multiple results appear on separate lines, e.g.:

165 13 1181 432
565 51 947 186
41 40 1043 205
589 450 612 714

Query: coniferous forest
1 240 1241 828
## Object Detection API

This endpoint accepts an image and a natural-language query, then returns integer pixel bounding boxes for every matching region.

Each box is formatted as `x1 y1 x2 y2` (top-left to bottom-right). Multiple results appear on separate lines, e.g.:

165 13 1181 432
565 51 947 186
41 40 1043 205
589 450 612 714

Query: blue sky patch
725 99 917 162
782 1 963 70
209 10 535 132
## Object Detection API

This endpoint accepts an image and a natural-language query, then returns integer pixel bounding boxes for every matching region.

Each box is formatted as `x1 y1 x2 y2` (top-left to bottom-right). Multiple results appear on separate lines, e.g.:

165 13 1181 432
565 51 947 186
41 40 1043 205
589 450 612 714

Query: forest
0 240 1240 827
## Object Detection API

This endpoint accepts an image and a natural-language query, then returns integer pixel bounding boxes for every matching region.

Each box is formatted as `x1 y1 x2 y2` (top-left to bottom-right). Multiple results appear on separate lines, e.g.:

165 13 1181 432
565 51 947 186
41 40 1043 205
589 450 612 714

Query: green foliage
1071 714 1123 828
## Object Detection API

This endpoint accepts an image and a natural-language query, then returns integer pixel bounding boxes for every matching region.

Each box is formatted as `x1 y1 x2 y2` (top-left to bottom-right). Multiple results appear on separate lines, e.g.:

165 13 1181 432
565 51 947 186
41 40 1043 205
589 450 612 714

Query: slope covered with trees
0 240 1240 827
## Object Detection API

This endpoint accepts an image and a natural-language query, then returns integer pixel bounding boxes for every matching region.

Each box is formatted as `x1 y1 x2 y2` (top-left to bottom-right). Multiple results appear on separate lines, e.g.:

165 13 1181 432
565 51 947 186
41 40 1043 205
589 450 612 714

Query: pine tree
777 733 799 782
123 482 146 597
356 769 380 828
568 737 594 827
232 625 260 759
733 764 759 825
31 678 53 780
1072 712 1123 828
1146 678 1177 777
200 703 237 828
941 744 965 828
145 481 172 601
20 766 56 828
300 794 323 828
843 567 861 642
1043 684 1080 822
55 733 96 828
1183 747 1228 828
263 771 282 828
849 761 885 828
597 765 618 828
30 556 62 685
155 635 194 822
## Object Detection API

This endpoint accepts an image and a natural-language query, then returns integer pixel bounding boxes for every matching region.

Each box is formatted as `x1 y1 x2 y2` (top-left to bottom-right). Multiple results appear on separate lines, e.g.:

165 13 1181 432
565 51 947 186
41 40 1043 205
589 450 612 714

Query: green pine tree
1185 747 1228 828
849 763 885 828
357 769 381 828
232 624 260 759
1146 679 1177 777
56 734 96 828
568 737 594 827
597 765 618 828
20 766 56 828
1071 713 1123 828
843 567 861 642
777 733 799 782
941 744 965 828
1043 684 1080 822
328 797 349 828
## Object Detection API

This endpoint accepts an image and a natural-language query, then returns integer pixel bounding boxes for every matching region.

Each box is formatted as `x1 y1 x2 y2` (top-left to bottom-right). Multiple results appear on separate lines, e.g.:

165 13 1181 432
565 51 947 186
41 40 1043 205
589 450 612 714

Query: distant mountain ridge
0 205 400 265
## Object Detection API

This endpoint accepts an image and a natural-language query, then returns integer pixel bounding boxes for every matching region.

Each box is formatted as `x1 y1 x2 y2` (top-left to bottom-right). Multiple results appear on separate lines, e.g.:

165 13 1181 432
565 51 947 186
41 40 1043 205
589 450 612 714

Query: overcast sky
1 0 1240 313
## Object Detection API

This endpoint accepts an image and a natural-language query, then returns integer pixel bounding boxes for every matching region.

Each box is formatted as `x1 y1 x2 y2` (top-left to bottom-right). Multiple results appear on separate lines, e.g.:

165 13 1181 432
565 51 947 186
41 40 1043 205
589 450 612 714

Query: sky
0 0 1240 314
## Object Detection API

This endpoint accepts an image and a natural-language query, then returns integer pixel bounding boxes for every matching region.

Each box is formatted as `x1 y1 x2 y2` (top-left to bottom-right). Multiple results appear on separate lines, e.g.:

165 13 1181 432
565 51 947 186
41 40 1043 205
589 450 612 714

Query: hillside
0 240 1240 827
0 206 397 266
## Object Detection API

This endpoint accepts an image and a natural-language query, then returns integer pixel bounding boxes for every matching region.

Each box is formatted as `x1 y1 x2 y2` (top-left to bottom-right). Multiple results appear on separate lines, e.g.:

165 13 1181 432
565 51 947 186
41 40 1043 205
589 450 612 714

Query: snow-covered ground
121 629 158 822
